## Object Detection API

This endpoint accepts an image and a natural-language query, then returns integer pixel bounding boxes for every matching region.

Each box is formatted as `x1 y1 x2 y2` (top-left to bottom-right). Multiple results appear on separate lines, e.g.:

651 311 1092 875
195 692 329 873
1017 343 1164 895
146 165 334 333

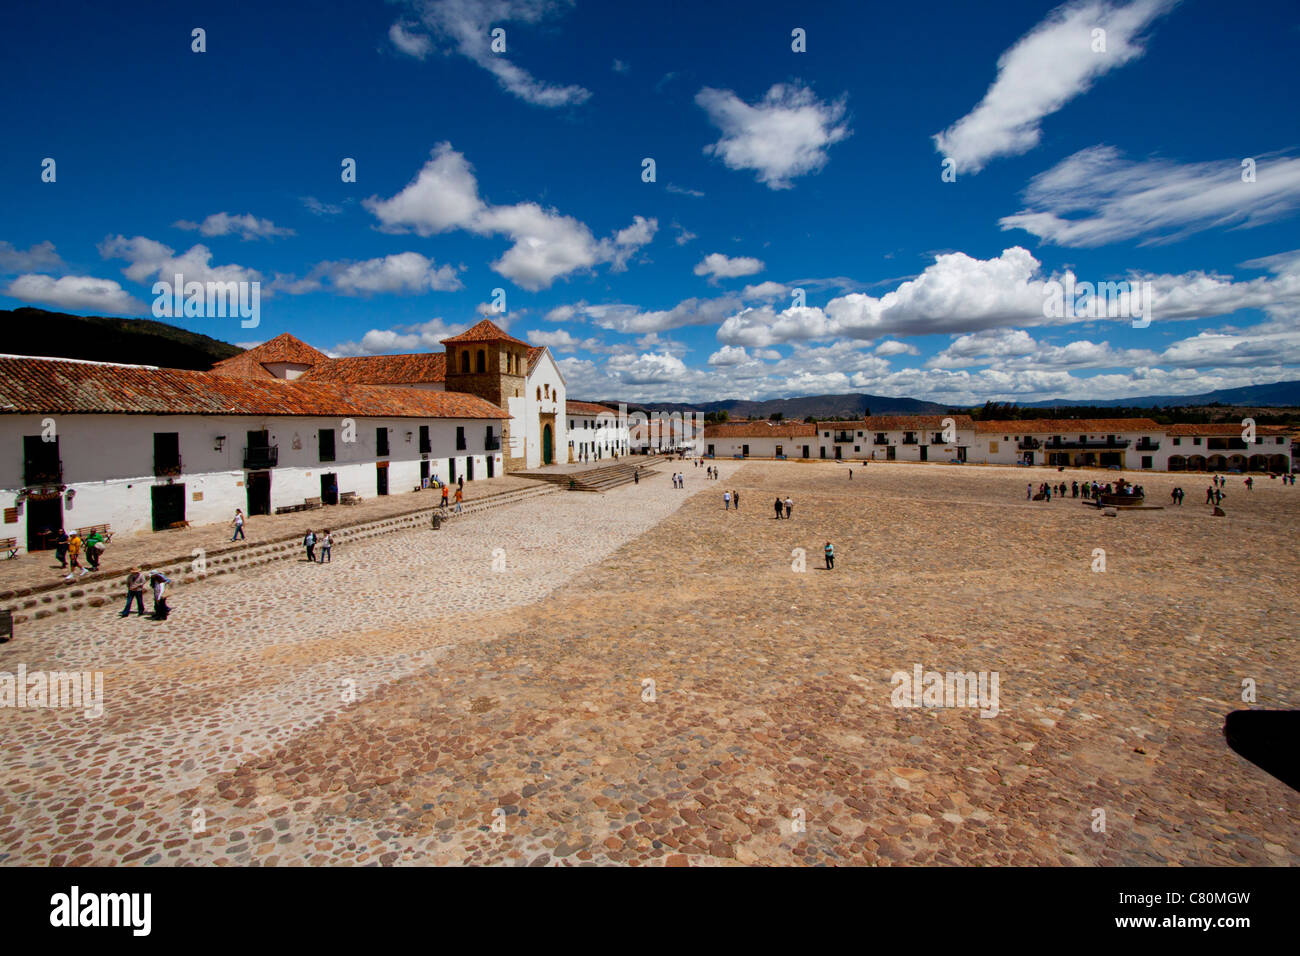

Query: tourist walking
441 483 449 509
53 529 69 568
1071 481 1079 498
633 468 639 484
1206 486 1214 504
824 541 835 570
150 572 171 619
231 508 245 541
784 496 793 519
320 530 332 563
773 496 783 519
732 490 740 510
457 476 464 493
454 486 464 514
849 468 853 480
1027 483 1032 500
724 490 732 510
84 529 105 570
64 533 85 581
120 567 147 617
303 529 316 563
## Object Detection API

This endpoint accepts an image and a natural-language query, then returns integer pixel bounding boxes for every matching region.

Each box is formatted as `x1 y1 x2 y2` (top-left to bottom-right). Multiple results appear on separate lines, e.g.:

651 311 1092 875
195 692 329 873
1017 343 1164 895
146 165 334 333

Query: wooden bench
304 497 323 510
76 524 113 543
0 537 18 559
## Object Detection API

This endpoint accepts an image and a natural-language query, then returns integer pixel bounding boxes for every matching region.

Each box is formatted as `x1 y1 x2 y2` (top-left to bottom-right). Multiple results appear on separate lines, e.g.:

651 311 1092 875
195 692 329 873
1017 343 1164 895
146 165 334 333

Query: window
318 428 336 462
536 387 541 400
376 428 389 457
544 384 550 399
460 351 470 373
153 432 181 476
1173 437 1181 446
456 426 466 451
569 419 574 428
1194 437 1202 446
476 349 486 373
418 425 430 454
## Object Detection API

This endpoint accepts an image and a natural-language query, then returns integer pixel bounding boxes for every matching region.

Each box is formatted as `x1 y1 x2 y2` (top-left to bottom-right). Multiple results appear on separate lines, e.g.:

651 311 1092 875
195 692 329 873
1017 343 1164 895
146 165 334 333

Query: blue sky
2 0 1299 404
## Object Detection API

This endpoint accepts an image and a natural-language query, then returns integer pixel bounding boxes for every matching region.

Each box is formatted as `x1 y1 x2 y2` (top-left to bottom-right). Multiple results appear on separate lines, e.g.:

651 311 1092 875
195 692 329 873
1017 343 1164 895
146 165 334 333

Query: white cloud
742 280 787 299
301 196 343 216
364 144 655 290
389 0 590 108
694 252 764 280
666 184 705 198
331 317 468 356
606 351 688 384
0 240 62 274
707 345 750 366
99 235 262 286
173 212 294 240
696 82 850 189
1000 146 1300 246
934 0 1177 174
673 222 697 245
389 21 432 58
875 339 919 357
332 252 461 294
5 274 144 314
612 58 629 74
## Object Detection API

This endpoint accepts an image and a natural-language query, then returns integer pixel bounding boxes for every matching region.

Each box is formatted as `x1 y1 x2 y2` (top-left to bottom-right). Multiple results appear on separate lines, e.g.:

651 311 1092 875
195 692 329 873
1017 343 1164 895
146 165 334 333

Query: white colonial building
0 355 507 547
702 421 818 459
565 401 629 463
814 415 977 463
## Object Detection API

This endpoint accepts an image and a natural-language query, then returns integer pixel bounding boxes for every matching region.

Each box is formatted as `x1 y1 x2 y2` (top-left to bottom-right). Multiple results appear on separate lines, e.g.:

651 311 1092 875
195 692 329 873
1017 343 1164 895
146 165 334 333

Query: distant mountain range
0 308 241 370
7 310 1300 410
593 393 949 419
1018 381 1300 409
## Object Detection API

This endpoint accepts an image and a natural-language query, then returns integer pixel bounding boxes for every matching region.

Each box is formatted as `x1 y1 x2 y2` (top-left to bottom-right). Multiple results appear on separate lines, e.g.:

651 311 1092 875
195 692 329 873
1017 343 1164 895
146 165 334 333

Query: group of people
722 489 740 509
671 472 687 488
440 478 465 513
119 567 172 620
302 529 333 563
1027 480 1144 501
703 465 721 480
773 496 794 519
53 529 106 580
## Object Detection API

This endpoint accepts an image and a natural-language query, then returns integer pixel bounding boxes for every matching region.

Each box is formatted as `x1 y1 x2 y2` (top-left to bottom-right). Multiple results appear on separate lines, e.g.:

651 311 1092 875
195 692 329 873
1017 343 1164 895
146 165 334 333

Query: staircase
0 482 558 626
521 456 671 493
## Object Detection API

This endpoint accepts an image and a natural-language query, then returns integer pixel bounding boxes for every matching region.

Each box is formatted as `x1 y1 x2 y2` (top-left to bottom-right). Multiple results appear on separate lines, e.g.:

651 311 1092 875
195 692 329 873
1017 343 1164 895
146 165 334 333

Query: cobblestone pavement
1 461 1296 866
0 475 540 596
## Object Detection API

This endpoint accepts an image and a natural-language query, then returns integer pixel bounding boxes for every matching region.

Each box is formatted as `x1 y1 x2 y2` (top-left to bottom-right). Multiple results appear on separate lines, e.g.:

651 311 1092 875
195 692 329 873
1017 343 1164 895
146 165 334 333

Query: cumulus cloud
1000 146 1300 246
934 0 1177 174
301 196 343 216
388 0 590 107
742 280 787 299
331 317 468 356
364 143 655 290
694 252 764 281
5 274 144 314
99 235 262 286
707 345 750 366
875 339 919 357
696 82 850 189
173 212 294 240
0 240 63 274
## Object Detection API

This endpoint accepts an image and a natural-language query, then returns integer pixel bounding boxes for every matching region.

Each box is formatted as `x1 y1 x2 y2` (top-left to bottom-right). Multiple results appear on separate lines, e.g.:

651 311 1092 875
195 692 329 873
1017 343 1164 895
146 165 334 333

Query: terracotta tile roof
209 333 331 379
526 346 545 375
0 357 505 419
1166 423 1292 436
566 400 618 417
815 414 975 432
299 352 446 385
440 319 531 347
704 421 817 438
974 418 1160 434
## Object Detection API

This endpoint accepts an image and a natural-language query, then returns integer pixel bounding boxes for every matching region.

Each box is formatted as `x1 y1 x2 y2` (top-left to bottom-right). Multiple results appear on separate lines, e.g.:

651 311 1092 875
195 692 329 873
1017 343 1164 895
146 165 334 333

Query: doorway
246 471 271 516
467 457 474 481
542 424 554 465
419 460 430 486
920 445 928 462
151 484 186 531
448 457 457 485
320 473 338 505
24 495 62 553
886 446 896 461
376 463 389 496
486 455 495 478
802 445 809 458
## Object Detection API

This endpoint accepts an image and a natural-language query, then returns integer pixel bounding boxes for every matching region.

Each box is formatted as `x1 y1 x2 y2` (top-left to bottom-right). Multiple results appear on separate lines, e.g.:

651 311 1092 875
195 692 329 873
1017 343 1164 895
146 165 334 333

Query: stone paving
0 474 540 596
0 460 1296 866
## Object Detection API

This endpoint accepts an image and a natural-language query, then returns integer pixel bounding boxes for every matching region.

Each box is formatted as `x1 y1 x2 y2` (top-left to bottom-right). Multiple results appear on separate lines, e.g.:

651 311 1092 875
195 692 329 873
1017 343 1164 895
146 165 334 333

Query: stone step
1 483 557 625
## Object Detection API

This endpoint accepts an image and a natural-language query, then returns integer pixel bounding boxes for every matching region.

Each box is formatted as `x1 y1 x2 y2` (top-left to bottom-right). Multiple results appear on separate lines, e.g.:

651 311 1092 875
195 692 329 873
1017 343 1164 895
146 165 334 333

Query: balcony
1135 439 1160 451
1043 438 1130 450
154 456 183 477
901 435 919 445
484 435 501 451
1018 438 1041 450
23 459 62 485
929 435 946 445
243 445 278 469
873 437 889 446
833 432 855 443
